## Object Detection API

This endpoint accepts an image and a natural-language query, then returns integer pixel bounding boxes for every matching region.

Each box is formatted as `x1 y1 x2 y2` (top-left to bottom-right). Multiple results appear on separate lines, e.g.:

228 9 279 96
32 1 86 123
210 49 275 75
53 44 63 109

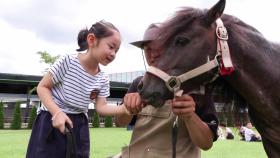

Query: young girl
26 20 128 158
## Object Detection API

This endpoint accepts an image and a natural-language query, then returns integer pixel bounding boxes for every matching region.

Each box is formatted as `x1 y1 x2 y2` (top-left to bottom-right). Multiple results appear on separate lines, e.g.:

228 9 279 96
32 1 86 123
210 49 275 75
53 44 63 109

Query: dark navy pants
26 111 90 158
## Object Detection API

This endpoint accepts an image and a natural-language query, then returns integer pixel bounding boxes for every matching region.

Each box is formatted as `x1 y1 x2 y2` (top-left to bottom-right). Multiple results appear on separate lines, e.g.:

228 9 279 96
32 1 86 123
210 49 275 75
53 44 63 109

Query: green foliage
37 51 60 73
11 102 22 129
37 51 60 66
104 116 113 127
28 87 37 95
27 106 37 129
92 110 100 128
0 101 4 129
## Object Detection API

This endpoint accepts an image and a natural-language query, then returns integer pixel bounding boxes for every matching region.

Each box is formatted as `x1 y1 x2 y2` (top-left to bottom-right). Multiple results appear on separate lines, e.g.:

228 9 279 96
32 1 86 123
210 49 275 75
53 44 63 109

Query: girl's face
92 30 121 66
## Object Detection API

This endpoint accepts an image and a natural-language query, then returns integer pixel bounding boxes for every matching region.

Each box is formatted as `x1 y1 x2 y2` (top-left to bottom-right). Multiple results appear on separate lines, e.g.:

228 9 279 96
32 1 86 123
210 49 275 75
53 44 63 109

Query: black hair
76 20 119 52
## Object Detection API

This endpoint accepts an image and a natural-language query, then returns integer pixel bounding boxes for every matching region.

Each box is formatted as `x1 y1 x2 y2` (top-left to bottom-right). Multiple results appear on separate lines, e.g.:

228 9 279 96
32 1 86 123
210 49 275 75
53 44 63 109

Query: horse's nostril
152 92 161 98
137 80 144 94
146 97 154 104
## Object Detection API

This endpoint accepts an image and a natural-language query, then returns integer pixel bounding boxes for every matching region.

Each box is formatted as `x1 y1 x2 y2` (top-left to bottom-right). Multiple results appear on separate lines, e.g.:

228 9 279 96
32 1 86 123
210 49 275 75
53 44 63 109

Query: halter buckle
166 76 181 92
216 26 228 40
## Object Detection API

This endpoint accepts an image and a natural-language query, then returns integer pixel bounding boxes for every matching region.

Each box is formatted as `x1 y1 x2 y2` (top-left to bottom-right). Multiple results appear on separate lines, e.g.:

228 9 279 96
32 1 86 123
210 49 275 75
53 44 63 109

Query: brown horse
138 0 280 157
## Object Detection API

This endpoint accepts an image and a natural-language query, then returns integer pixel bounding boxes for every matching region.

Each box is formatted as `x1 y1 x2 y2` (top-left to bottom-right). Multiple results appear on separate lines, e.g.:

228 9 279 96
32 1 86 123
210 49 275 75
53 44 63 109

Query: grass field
0 128 267 158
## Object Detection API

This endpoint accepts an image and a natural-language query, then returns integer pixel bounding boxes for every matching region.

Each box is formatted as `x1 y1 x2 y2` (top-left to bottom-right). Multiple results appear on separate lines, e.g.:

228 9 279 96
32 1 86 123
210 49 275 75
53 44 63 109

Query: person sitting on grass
243 122 262 142
219 123 234 140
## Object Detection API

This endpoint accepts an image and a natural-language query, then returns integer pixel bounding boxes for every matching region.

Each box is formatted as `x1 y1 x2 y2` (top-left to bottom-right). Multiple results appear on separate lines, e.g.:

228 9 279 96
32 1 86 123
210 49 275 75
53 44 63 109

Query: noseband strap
147 18 234 96
147 56 219 96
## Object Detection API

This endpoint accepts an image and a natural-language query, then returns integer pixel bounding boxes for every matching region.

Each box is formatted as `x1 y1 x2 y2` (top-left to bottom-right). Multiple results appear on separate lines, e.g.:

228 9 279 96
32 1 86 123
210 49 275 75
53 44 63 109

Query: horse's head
138 0 227 107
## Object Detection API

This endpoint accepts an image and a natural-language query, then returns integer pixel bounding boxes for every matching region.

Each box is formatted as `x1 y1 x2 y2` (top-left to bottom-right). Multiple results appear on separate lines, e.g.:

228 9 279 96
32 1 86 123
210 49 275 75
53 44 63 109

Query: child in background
225 126 234 139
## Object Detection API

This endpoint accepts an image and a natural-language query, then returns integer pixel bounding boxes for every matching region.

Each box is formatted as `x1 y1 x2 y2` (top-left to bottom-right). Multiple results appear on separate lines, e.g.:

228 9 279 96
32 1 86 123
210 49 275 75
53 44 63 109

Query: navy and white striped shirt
40 54 110 114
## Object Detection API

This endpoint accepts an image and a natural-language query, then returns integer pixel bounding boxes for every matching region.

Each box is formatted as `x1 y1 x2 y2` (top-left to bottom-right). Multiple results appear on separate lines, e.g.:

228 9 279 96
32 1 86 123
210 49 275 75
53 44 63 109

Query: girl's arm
37 72 73 133
95 91 143 126
115 92 143 126
95 97 129 116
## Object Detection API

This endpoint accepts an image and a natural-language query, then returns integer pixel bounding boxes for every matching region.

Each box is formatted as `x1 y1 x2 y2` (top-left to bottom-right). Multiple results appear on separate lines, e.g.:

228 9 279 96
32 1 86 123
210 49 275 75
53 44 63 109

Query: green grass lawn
91 128 132 158
201 139 266 158
0 128 267 158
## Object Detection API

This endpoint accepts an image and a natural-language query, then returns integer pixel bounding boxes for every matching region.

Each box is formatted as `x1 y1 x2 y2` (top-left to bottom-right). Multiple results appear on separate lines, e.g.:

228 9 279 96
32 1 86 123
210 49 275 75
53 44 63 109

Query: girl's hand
123 92 143 115
170 94 196 120
51 111 73 133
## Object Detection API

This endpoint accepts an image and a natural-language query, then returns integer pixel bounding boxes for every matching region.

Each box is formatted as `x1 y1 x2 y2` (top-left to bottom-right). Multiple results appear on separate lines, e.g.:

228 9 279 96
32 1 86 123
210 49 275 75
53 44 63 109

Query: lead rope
65 124 77 158
141 49 147 71
172 115 179 158
172 88 182 158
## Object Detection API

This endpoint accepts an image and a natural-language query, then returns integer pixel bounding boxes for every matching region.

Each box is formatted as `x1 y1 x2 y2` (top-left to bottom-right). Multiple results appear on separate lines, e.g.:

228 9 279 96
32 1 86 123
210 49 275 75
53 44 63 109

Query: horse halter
147 18 234 97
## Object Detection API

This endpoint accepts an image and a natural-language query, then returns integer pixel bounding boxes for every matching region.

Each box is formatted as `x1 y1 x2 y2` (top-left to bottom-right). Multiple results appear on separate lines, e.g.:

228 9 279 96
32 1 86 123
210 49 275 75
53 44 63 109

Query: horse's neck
228 37 280 112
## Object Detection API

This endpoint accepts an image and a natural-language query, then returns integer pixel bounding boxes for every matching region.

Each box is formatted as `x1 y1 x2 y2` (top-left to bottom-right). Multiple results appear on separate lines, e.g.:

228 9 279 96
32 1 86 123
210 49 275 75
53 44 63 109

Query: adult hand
123 92 143 115
52 111 73 134
171 94 196 120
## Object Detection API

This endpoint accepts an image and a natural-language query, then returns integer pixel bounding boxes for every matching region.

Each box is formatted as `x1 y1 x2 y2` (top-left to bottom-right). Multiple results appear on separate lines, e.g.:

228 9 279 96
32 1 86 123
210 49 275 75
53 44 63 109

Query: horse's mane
158 7 269 53
158 7 203 49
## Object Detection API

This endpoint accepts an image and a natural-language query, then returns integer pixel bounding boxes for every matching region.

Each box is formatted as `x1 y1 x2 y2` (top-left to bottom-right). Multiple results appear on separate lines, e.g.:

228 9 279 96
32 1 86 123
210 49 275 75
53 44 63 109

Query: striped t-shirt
40 54 110 114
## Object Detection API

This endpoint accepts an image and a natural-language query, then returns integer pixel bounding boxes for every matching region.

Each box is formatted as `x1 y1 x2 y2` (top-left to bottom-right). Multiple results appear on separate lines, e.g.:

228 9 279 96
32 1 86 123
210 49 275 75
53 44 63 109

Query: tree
25 86 37 123
0 101 4 129
104 116 113 127
11 102 22 129
37 51 60 72
27 106 37 129
37 51 60 66
92 110 100 128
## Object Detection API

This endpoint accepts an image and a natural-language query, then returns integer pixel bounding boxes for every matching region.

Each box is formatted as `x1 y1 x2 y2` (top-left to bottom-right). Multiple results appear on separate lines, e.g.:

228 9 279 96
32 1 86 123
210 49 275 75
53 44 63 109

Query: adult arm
183 112 214 150
171 94 216 150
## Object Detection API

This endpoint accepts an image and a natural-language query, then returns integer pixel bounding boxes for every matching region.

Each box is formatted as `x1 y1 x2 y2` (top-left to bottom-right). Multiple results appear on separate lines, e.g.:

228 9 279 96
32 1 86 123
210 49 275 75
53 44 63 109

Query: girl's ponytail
76 28 89 52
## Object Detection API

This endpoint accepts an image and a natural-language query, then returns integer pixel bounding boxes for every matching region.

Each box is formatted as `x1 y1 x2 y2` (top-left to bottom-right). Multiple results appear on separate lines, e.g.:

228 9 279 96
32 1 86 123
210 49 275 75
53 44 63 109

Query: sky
0 0 279 76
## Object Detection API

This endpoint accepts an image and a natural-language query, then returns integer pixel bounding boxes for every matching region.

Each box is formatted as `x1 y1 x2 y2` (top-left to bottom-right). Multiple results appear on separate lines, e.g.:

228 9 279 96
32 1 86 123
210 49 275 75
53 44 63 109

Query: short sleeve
127 76 143 93
48 55 70 85
118 76 142 105
98 73 110 97
192 93 219 141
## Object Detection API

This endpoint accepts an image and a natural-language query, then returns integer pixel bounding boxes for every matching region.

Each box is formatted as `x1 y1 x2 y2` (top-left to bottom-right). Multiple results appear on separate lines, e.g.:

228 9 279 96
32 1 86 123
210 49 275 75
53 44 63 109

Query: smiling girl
26 20 128 158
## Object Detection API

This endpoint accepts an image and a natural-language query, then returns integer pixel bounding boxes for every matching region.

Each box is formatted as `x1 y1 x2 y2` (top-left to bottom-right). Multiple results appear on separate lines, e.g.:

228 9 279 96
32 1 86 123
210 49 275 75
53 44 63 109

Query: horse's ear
204 0 226 26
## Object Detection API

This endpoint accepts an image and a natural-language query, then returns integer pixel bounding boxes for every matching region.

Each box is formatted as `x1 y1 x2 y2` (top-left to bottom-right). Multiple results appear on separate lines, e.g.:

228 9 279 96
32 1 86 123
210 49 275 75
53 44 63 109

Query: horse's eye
174 36 189 47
